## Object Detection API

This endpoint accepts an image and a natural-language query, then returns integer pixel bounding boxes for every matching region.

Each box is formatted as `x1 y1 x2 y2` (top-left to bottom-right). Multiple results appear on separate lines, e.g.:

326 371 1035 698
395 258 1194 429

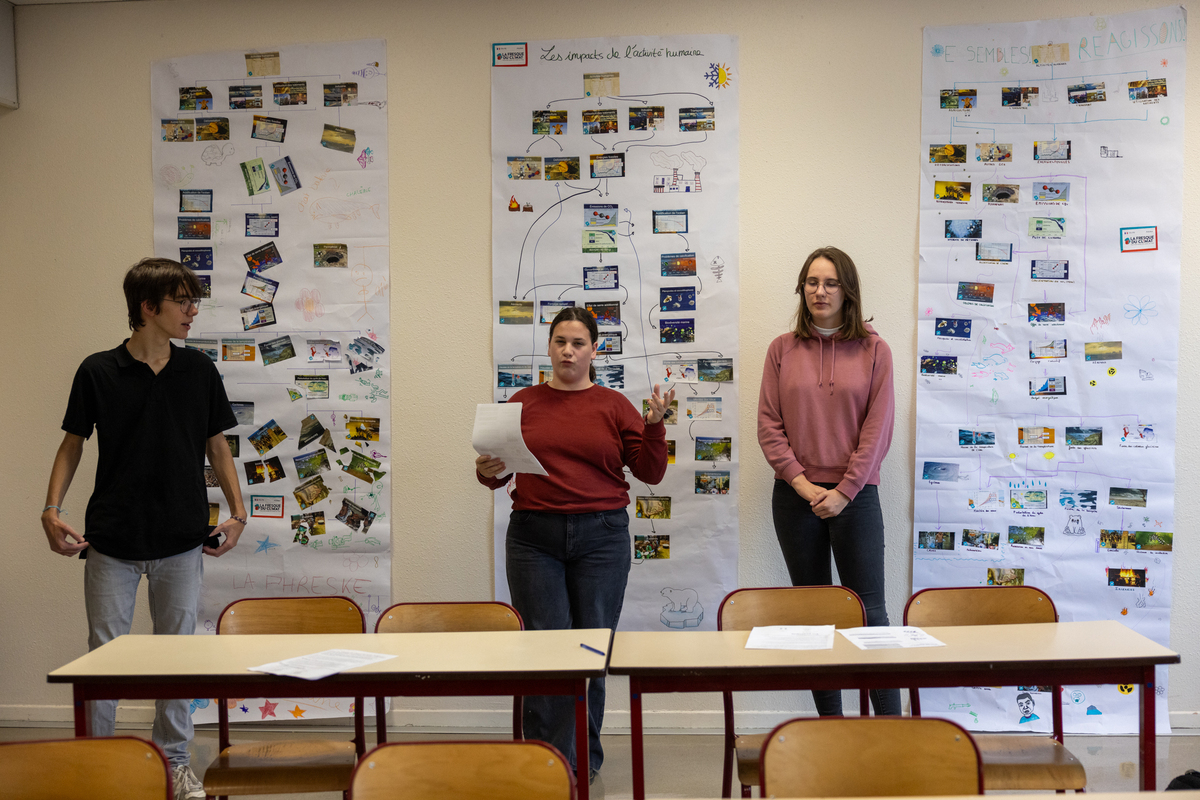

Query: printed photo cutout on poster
498 300 534 324
695 435 732 462
269 156 301 195
346 416 380 442
179 86 213 111
988 567 1024 586
934 180 971 202
685 396 722 421
594 363 624 389
917 530 955 551
968 491 1003 510
590 152 625 178
180 247 213 271
1029 302 1065 323
583 265 619 290
263 457 285 483
660 286 696 312
679 106 714 131
185 339 217 361
241 272 279 304
1033 140 1071 161
634 534 670 560
1109 487 1148 507
224 434 240 459
222 338 255 362
207 502 220 524
508 156 542 180
248 419 287 455
643 398 678 425
342 451 383 484
1120 422 1155 442
539 300 574 324
976 242 1012 262
497 363 532 388
260 335 296 366
544 156 580 181
240 158 271 195
922 461 959 481
1128 78 1167 101
1085 341 1122 361
1031 260 1068 280
245 213 279 238
1100 529 1172 552
982 183 1019 203
306 339 340 363
583 71 619 97
196 274 211 298
1031 42 1070 65
652 209 688 233
946 219 982 240
251 115 287 143
629 105 665 131
597 332 622 354
660 318 695 344
1029 339 1067 359
291 511 326 545
976 142 1012 162
314 243 348 267
1029 217 1066 239
661 251 697 277
583 230 617 253
662 359 698 384
1066 426 1103 446
294 374 329 399
1033 182 1071 202
635 495 671 519
939 88 976 109
929 144 967 163
230 401 254 426
586 301 620 327
582 108 618 134
1029 376 1067 396
695 470 730 494
243 460 266 485
959 429 995 446
298 414 328 450
1001 86 1039 107
537 364 553 384
229 85 263 109
533 109 567 135
346 336 386 374
244 51 279 76
293 474 331 510
920 355 957 375
1018 426 1054 445
935 318 973 340
962 529 999 549
196 117 229 141
1108 567 1146 588
1059 489 1098 511
1010 490 1048 510
177 217 211 240
273 80 307 105
162 118 195 142
698 358 733 382
1008 525 1045 547
666 440 676 464
1068 82 1106 104
180 189 213 213
321 124 356 153
324 81 358 106
336 497 376 532
584 203 618 228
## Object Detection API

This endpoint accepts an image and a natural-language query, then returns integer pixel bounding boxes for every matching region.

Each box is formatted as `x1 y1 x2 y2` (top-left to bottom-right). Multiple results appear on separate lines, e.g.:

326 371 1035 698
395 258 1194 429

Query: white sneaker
171 764 206 800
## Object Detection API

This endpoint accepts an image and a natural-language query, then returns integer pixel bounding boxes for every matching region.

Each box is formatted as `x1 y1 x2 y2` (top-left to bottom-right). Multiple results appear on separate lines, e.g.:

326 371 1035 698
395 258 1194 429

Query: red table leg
1140 665 1157 791
73 686 88 737
631 677 645 800
576 680 589 800
1052 685 1064 745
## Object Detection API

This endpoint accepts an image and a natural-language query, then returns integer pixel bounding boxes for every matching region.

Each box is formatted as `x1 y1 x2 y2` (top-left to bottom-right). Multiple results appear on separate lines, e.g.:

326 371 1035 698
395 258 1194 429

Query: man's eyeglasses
803 279 841 293
165 297 202 312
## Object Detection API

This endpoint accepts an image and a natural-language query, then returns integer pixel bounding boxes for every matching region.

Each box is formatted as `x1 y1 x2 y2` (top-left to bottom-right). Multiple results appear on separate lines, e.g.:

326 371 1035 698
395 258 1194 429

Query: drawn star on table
239 705 249 713
290 705 307 719
259 700 278 719
254 535 280 553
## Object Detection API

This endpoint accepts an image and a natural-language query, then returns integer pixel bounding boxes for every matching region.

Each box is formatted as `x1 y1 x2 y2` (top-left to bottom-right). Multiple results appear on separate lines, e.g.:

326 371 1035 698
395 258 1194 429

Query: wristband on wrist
231 515 247 525
43 505 66 515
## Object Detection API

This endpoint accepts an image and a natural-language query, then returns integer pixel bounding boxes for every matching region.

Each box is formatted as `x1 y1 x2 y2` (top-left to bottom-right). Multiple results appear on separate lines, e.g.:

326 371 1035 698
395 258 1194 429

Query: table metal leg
1141 666 1156 791
576 680 589 800
73 686 87 737
1052 685 1064 745
631 677 645 800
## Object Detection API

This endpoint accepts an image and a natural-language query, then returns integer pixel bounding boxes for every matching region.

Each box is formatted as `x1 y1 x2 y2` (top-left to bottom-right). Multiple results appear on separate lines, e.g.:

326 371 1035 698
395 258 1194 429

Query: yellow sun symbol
706 62 733 89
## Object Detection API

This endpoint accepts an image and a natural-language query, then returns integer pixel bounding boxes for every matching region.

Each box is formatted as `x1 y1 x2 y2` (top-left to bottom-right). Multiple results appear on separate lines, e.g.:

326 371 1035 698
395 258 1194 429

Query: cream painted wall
2 0 1197 732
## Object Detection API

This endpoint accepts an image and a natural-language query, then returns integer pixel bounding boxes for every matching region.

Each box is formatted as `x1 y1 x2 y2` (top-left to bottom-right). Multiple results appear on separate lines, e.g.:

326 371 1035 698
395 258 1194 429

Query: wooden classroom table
609 620 1179 799
48 627 612 800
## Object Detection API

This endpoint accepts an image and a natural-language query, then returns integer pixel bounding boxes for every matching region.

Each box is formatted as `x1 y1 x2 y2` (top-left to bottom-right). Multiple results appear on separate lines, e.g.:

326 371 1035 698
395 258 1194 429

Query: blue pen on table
580 643 606 656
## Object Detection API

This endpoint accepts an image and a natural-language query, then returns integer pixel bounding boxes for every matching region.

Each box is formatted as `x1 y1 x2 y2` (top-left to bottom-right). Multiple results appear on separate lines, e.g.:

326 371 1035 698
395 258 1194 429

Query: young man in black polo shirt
41 258 246 800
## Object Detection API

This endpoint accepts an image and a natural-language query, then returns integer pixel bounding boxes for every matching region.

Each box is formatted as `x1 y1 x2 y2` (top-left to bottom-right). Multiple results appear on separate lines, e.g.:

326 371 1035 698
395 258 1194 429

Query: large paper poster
490 36 739 630
151 40 390 721
915 8 1184 733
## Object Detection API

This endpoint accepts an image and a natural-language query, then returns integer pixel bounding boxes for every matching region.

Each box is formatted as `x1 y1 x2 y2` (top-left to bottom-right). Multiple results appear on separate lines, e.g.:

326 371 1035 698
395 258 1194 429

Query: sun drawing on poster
705 62 732 89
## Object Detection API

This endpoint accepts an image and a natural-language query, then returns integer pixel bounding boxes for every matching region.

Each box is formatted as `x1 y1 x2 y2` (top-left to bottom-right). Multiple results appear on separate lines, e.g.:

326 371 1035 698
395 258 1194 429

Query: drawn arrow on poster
614 131 654 148
619 285 629 304
557 284 583 299
545 96 588 108
513 183 599 297
696 275 704 293
620 319 630 341
710 381 722 395
526 135 562 153
627 133 707 151
612 91 713 105
676 233 691 250
522 283 579 299
648 304 660 329
590 136 607 150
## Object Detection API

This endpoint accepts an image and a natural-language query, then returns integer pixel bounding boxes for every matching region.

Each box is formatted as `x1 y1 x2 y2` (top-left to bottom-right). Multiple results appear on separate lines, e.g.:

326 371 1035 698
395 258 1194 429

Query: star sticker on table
259 700 278 719
254 536 280 553
289 705 307 719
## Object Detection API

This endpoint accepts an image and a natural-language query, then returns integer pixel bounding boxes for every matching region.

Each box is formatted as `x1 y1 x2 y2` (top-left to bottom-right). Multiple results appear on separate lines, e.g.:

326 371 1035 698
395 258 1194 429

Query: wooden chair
760 716 983 796
0 736 170 800
717 586 871 798
202 596 366 800
904 586 1087 792
373 601 524 744
350 740 574 800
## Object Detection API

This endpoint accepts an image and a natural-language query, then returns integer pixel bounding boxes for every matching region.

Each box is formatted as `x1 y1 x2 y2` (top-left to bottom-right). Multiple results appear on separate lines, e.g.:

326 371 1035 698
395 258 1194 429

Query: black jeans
771 480 902 716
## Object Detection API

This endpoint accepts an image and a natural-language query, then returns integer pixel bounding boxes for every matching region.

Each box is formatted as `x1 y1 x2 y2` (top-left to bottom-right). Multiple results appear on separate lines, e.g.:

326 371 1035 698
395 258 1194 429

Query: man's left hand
204 517 246 556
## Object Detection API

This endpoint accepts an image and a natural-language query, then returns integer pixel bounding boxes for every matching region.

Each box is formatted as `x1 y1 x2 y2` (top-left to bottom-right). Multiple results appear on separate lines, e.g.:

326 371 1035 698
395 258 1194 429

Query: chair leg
910 687 922 716
859 688 870 716
741 781 751 797
721 691 736 798
375 696 387 745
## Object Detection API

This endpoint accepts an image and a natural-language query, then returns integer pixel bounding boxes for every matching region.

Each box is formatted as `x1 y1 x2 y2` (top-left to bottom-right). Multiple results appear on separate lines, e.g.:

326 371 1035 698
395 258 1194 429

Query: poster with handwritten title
914 7 1183 733
490 36 740 630
151 40 390 722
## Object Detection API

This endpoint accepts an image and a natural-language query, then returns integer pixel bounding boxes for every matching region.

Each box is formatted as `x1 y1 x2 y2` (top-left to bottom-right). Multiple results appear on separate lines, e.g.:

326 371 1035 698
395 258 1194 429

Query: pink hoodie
757 324 894 501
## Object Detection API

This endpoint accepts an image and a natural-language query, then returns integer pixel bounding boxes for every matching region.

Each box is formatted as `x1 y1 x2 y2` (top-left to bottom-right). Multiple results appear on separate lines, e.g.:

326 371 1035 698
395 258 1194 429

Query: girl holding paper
756 246 901 716
475 306 673 780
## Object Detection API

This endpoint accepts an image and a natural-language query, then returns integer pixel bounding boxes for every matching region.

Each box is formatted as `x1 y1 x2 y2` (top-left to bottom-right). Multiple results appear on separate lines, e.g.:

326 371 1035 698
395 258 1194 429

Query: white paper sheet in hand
472 402 548 476
745 625 835 650
248 649 397 680
839 627 945 650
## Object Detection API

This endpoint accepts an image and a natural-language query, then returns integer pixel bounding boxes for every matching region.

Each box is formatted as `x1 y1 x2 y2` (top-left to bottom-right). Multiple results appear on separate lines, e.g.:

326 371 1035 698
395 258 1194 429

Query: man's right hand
42 511 88 556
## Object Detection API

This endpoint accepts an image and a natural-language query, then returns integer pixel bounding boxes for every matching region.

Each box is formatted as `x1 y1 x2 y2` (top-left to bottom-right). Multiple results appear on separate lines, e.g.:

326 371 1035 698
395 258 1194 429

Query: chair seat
734 733 767 787
203 739 358 794
975 734 1087 790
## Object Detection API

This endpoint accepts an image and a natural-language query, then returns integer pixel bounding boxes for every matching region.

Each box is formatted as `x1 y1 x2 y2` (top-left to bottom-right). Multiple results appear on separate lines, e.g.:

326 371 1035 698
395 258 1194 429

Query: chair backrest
375 601 523 633
217 596 365 634
350 741 574 800
0 736 170 800
760 717 983 796
904 586 1057 627
718 586 866 631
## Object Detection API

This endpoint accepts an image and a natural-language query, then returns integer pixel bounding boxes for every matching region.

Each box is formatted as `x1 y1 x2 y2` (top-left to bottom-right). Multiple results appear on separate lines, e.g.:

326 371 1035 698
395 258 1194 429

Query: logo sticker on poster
1120 225 1158 252
250 495 285 518
493 43 528 67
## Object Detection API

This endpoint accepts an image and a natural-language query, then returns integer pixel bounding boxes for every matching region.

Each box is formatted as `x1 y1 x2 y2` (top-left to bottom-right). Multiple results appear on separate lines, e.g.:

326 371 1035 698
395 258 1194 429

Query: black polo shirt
62 341 237 560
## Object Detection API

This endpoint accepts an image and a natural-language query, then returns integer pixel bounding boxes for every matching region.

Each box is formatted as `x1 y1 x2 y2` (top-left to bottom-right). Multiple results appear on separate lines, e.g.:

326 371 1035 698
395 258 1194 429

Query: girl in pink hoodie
757 246 900 716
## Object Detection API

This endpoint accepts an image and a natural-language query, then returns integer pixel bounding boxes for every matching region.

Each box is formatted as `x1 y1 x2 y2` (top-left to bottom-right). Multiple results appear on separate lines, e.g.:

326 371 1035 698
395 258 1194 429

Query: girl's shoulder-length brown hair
791 246 874 341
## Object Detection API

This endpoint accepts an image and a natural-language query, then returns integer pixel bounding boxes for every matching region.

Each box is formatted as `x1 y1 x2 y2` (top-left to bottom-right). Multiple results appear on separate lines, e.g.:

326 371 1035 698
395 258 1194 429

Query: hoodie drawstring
817 335 836 395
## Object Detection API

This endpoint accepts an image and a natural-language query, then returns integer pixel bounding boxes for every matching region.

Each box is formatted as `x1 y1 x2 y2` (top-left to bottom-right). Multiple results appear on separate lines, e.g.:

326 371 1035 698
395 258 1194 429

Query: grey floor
2 724 1197 798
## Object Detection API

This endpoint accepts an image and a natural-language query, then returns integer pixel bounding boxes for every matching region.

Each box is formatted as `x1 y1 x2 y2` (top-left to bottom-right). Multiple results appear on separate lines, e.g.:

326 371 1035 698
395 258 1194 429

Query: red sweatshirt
477 383 668 512
757 325 894 501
